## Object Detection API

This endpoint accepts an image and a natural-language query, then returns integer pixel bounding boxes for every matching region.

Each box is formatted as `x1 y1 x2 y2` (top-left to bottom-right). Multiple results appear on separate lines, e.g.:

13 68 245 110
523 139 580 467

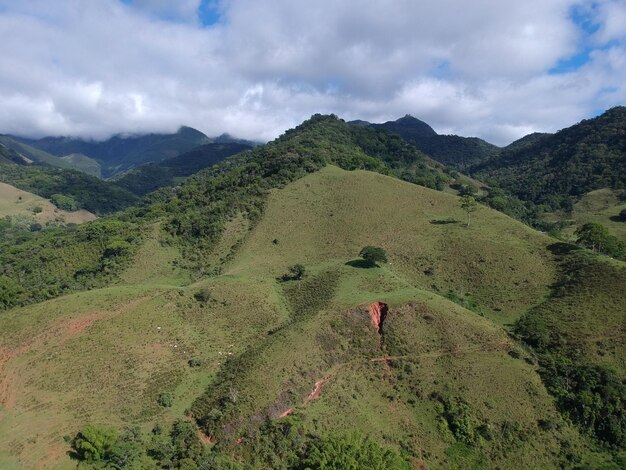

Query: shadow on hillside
547 242 580 256
345 259 376 268
430 218 459 225
609 215 625 222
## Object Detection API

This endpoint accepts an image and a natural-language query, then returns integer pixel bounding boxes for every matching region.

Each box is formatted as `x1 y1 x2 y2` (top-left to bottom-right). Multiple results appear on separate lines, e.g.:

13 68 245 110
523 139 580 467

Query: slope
0 136 77 171
370 115 501 170
113 142 252 196
0 182 95 225
0 166 620 469
15 126 212 178
473 106 626 210
0 162 138 215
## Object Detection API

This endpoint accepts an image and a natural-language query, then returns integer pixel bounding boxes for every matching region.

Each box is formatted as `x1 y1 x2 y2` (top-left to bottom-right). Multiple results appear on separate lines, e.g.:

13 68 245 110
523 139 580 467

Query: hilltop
0 114 624 469
366 115 501 170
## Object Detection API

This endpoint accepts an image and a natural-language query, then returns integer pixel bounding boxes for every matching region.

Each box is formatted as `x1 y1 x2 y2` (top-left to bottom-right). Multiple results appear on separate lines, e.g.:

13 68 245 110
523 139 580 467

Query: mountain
0 135 79 170
212 133 260 147
113 142 253 196
0 143 29 165
0 114 623 469
473 106 626 210
0 161 138 215
368 115 501 169
13 126 212 178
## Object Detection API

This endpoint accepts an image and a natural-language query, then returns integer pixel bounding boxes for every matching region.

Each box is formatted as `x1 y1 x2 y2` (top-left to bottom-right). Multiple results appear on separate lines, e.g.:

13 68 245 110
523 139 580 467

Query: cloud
0 0 624 145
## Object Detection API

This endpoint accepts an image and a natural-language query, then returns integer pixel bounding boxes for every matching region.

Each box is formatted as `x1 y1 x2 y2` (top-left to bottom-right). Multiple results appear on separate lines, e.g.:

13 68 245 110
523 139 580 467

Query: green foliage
433 395 482 445
280 264 306 281
0 275 23 309
372 115 500 170
0 218 141 308
194 288 212 302
157 391 174 408
72 424 119 462
50 193 79 211
460 195 478 227
301 432 411 470
114 143 251 196
282 270 340 319
474 106 626 211
515 253 626 448
0 162 138 214
575 223 625 259
358 246 388 267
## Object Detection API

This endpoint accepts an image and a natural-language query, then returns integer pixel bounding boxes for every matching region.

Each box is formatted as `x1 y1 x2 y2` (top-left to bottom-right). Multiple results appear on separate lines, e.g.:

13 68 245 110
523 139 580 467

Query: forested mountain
0 113 624 470
114 142 253 196
12 126 212 177
474 106 626 210
367 115 501 169
0 161 138 214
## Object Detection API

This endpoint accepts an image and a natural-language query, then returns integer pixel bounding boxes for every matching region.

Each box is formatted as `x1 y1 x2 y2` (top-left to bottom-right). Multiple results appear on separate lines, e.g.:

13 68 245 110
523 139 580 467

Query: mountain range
0 109 624 469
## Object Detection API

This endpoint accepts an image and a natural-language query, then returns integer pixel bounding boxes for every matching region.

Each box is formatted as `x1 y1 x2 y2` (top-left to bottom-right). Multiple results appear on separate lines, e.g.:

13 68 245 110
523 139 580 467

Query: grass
0 181 95 225
545 188 626 242
0 165 621 469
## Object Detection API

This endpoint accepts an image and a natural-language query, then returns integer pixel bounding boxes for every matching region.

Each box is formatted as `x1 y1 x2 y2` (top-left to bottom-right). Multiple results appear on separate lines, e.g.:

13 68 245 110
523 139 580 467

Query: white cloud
0 0 624 145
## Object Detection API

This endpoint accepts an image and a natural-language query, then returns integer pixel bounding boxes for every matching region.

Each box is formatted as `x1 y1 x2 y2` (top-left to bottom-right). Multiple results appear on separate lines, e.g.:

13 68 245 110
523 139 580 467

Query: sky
0 0 625 145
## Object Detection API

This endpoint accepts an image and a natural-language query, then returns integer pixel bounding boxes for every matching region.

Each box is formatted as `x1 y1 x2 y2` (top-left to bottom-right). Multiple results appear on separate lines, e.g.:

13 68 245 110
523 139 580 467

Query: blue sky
0 0 624 144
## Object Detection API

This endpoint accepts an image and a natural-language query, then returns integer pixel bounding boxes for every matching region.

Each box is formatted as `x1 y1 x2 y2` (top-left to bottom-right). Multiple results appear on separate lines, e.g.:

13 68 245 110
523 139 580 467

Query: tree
302 433 411 470
460 195 478 227
72 424 118 462
359 246 388 267
575 222 625 259
618 208 626 222
280 264 306 281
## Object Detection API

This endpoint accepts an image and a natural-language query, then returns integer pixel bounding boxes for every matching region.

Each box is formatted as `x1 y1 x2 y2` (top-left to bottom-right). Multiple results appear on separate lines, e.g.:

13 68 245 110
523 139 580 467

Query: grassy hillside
544 188 626 242
0 113 623 469
1 166 622 469
0 163 138 215
0 182 95 226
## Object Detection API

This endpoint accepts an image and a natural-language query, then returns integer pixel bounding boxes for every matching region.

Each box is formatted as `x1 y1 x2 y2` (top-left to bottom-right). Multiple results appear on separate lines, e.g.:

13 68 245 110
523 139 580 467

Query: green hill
369 115 501 170
0 162 138 215
13 126 212 178
0 136 78 170
0 115 623 469
473 107 626 210
113 142 252 196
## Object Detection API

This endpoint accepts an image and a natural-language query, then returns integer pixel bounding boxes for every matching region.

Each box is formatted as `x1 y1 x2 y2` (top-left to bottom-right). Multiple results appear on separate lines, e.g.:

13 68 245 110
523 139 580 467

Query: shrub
280 264 306 281
194 288 211 302
157 391 174 408
188 358 203 368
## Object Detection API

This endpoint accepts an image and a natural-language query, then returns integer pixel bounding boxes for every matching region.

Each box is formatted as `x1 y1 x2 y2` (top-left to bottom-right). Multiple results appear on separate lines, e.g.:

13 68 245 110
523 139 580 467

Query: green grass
545 188 626 242
0 165 621 469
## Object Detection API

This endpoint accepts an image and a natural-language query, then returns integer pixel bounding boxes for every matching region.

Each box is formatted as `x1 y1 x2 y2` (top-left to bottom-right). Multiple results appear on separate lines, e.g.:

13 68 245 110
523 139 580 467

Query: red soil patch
304 379 325 404
369 357 402 362
279 408 293 418
197 429 215 445
369 301 388 334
